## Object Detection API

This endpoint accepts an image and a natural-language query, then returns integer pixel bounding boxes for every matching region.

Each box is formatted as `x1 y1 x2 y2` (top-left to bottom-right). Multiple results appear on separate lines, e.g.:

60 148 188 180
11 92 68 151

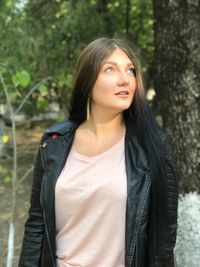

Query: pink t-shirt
55 134 127 267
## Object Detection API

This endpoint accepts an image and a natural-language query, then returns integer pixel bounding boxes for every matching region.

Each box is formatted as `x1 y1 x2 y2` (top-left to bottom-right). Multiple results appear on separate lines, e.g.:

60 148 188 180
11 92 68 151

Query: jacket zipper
41 200 56 267
40 146 56 267
128 180 151 266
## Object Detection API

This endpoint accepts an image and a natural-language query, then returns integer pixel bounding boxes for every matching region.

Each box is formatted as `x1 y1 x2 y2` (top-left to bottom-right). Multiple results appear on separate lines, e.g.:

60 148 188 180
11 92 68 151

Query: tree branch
17 165 34 187
15 77 53 115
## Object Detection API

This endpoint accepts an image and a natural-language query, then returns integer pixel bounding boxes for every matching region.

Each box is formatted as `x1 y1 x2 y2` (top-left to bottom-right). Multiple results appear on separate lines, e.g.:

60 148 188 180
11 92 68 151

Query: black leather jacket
18 120 178 267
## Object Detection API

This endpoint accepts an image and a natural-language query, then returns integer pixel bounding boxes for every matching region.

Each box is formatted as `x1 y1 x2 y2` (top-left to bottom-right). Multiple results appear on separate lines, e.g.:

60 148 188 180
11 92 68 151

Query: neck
83 112 125 139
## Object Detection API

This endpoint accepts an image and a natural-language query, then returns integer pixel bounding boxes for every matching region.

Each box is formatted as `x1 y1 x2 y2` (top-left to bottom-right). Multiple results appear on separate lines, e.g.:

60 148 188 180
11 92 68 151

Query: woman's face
91 48 137 115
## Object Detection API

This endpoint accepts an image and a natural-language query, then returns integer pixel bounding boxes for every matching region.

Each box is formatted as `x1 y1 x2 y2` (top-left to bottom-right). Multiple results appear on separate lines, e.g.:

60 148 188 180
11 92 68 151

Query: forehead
102 48 132 65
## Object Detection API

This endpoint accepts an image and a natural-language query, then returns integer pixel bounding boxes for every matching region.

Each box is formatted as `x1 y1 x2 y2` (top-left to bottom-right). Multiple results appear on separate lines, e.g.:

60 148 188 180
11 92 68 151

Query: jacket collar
44 119 139 139
44 120 78 136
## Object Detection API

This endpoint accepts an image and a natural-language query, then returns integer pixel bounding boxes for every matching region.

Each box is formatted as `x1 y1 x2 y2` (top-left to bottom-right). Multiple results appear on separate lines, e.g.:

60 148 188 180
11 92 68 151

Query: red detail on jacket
51 133 59 139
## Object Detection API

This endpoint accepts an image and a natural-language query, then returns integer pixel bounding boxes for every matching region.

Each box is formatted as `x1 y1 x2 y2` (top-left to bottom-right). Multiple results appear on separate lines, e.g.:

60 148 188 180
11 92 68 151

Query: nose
117 71 130 86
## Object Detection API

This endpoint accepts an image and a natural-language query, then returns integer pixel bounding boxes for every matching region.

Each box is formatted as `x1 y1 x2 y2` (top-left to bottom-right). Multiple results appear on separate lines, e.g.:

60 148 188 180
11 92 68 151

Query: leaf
11 75 19 87
12 70 31 88
1 135 9 144
66 74 73 88
58 73 66 87
38 84 48 96
58 73 73 87
6 0 14 9
4 176 11 183
36 97 49 110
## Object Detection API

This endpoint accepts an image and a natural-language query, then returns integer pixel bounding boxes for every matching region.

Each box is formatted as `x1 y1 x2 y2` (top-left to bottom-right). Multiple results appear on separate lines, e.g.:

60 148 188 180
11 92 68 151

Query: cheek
91 83 100 103
96 76 115 89
92 77 115 96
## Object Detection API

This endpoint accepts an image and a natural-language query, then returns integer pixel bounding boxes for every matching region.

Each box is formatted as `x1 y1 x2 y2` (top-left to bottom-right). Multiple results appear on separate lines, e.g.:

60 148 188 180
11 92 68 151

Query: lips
115 90 129 95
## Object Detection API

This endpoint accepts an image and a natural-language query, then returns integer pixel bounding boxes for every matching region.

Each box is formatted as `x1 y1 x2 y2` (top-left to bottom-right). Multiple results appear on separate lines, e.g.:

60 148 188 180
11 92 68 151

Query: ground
0 121 53 267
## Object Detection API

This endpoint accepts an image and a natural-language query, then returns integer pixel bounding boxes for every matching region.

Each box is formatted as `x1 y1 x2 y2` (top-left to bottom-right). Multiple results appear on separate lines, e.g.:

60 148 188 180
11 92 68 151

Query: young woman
19 38 178 267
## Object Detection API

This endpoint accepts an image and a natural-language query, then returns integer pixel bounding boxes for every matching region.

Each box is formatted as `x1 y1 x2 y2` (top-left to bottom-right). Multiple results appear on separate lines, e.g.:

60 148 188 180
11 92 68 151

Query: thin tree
0 74 52 267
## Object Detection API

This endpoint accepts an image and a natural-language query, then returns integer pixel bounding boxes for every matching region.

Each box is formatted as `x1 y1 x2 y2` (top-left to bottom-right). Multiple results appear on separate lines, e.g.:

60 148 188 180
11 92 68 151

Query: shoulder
44 119 78 135
40 120 78 142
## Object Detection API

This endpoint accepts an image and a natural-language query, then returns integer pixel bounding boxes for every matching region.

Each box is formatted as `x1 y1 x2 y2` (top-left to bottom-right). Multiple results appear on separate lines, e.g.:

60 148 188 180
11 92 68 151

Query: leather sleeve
18 143 45 267
159 131 178 267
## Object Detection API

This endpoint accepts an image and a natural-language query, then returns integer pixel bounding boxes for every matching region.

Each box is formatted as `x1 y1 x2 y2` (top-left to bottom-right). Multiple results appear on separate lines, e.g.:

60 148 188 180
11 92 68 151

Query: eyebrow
102 61 134 67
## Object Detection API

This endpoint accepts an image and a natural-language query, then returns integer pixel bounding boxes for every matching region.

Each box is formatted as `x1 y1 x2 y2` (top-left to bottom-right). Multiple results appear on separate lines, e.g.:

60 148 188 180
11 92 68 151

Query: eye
128 67 136 76
104 66 114 73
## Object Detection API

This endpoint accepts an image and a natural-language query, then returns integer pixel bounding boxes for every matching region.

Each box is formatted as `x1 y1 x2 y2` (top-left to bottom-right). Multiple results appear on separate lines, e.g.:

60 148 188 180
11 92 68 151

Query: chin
117 102 132 110
112 105 131 113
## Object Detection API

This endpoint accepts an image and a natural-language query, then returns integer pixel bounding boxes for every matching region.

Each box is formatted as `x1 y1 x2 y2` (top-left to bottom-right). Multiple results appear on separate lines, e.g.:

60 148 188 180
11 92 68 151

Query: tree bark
152 0 200 192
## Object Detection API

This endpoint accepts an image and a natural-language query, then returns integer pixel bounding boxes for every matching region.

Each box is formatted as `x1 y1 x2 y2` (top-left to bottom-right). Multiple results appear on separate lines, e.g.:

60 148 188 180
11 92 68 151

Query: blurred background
0 0 199 266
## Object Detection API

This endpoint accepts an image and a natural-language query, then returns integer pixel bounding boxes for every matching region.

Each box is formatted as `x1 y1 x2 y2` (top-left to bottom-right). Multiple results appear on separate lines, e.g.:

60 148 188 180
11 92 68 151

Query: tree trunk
152 0 200 192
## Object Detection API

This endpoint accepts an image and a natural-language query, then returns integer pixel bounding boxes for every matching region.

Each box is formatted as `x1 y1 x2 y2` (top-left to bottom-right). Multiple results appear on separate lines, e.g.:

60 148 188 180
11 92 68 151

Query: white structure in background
146 87 156 101
175 192 200 267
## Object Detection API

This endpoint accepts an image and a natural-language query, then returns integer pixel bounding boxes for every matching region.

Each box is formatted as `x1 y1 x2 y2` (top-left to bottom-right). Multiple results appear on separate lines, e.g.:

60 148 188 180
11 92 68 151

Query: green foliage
12 70 31 88
1 135 9 144
0 0 154 115
4 175 12 183
38 84 48 96
36 96 49 110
